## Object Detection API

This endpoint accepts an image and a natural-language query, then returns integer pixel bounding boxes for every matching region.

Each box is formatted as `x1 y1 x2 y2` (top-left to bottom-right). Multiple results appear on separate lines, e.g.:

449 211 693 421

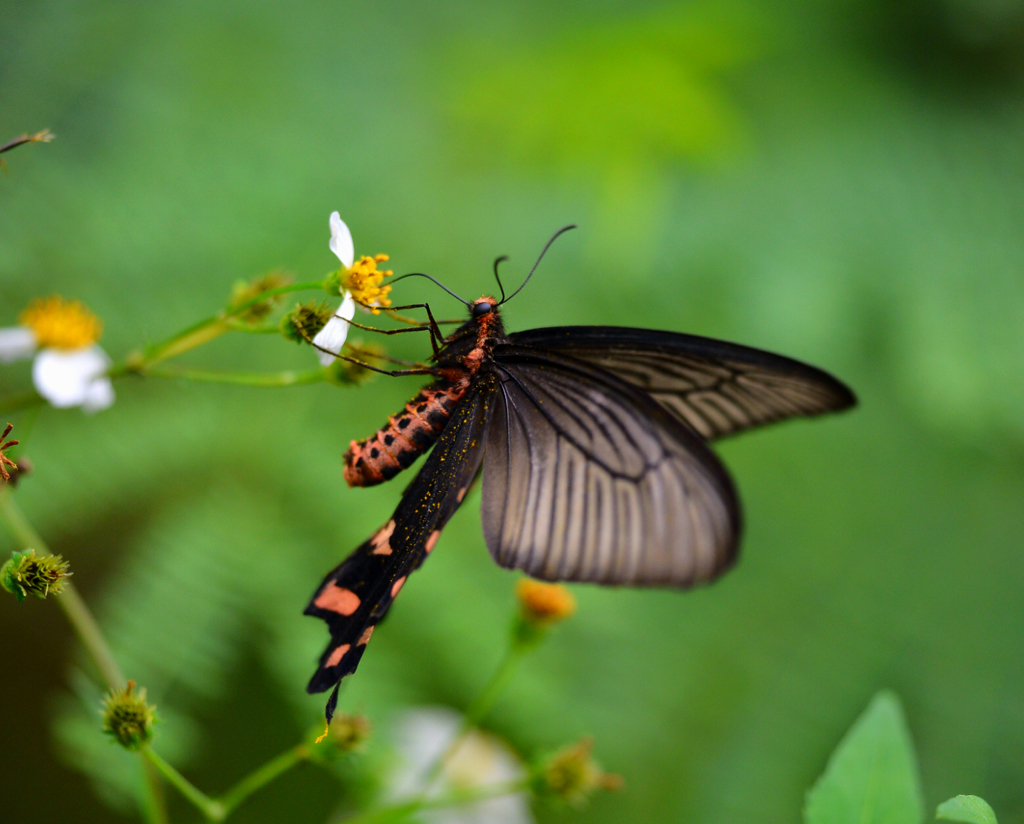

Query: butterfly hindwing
305 380 494 695
507 326 856 440
483 346 741 587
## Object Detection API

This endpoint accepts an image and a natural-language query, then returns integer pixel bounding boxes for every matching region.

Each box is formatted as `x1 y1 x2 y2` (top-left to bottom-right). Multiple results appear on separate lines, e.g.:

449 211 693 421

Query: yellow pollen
19 296 102 349
342 254 393 314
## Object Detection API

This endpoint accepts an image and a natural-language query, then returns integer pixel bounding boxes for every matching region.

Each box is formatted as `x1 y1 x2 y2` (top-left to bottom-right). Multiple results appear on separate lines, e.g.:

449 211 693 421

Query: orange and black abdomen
344 382 467 487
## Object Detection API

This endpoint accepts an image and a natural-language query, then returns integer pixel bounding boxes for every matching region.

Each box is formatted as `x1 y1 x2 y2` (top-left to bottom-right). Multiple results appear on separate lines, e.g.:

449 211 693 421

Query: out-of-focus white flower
0 296 115 412
387 707 533 824
312 212 393 366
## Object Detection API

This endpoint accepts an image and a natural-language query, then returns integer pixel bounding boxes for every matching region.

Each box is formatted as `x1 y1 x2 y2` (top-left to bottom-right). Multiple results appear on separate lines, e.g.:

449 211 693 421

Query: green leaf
936 796 998 824
804 691 924 824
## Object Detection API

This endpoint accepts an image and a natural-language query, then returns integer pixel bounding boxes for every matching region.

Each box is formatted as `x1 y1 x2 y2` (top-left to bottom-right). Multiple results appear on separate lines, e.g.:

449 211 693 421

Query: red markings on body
344 383 469 488
370 520 396 555
326 644 351 668
358 626 375 646
315 584 361 616
425 530 441 553
391 576 407 598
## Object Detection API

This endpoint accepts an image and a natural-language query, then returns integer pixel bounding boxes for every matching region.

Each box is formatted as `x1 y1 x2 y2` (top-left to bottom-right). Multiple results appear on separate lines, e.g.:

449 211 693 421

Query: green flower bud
281 300 334 345
229 270 293 323
102 681 156 750
534 738 622 808
325 712 371 753
1 549 71 602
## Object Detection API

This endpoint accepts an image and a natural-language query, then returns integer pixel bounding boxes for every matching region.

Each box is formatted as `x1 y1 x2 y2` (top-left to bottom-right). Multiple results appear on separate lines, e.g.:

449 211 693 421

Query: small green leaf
936 795 998 824
804 691 924 824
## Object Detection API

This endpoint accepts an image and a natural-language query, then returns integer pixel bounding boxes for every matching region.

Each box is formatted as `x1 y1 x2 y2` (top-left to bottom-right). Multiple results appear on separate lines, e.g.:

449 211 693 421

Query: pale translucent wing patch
507 327 856 440
482 351 741 587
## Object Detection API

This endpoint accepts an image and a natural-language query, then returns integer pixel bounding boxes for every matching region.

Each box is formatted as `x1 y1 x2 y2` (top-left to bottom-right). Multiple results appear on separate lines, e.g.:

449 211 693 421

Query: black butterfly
304 231 856 721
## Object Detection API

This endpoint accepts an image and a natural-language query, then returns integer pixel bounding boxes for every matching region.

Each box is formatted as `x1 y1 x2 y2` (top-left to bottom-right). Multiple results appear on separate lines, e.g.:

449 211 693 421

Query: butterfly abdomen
343 382 468 487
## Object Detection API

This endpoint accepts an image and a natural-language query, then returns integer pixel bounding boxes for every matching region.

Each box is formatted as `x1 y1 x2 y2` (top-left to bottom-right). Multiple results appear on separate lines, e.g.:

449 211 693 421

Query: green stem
422 628 543 790
108 280 325 377
342 778 531 824
217 744 310 816
142 742 312 821
1 280 330 409
140 759 170 824
143 364 327 387
0 487 167 822
0 488 124 689
143 747 225 821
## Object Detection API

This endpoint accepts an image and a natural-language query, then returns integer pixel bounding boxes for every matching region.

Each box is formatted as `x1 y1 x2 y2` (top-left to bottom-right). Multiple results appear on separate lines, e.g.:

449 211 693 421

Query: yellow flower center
19 296 103 349
342 254 393 314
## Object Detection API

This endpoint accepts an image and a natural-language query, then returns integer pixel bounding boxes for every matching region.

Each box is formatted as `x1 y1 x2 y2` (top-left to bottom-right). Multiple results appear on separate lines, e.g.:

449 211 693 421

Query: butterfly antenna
389 272 470 306
499 224 576 305
492 255 510 303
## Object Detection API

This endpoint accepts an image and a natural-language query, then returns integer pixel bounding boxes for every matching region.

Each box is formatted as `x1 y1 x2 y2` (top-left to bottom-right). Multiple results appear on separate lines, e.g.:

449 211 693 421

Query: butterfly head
471 297 496 318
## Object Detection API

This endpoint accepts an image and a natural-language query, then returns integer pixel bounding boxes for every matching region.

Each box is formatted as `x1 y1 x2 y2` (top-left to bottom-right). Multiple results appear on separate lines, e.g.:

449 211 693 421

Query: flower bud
516 579 576 624
229 271 293 323
102 681 156 750
1 549 71 602
281 300 334 345
535 738 622 807
325 712 372 753
511 579 576 647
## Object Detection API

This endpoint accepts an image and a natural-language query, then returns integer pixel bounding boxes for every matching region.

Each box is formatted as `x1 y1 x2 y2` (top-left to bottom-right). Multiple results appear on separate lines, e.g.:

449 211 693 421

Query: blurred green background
3 0 1024 821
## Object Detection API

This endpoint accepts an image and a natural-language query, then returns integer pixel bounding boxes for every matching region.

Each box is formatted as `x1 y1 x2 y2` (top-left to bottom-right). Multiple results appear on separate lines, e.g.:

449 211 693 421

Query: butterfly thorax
343 296 505 488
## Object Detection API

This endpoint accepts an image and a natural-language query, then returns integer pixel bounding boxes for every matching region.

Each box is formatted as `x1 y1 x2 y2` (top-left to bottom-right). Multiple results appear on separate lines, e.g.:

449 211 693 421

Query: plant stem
0 486 168 822
422 630 540 790
217 744 310 816
141 741 312 821
0 488 124 689
106 281 326 379
140 759 170 824
342 778 531 824
143 365 327 387
1 280 331 409
143 747 225 821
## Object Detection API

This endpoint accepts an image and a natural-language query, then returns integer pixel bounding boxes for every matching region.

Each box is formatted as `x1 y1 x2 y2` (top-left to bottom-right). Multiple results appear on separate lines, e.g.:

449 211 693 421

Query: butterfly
304 229 856 722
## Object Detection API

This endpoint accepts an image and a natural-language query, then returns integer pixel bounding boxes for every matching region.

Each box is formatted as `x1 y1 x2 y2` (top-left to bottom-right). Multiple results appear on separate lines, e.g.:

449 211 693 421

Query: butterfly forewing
482 347 741 587
304 379 494 695
508 326 856 440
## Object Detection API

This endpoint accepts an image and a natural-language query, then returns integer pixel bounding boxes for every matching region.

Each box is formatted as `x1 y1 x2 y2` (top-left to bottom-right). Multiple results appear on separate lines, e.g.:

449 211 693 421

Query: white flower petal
0 326 38 363
32 346 112 409
81 376 115 413
311 292 356 367
388 708 533 824
329 211 355 268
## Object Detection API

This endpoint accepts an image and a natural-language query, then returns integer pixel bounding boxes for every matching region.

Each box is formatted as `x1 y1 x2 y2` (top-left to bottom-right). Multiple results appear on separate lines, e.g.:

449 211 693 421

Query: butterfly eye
472 301 493 317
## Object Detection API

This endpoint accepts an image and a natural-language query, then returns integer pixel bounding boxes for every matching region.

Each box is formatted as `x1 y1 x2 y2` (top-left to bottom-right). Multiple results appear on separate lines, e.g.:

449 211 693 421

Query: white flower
313 212 357 365
311 211 393 366
312 291 355 367
33 347 114 412
386 707 533 824
0 327 37 364
0 296 115 413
